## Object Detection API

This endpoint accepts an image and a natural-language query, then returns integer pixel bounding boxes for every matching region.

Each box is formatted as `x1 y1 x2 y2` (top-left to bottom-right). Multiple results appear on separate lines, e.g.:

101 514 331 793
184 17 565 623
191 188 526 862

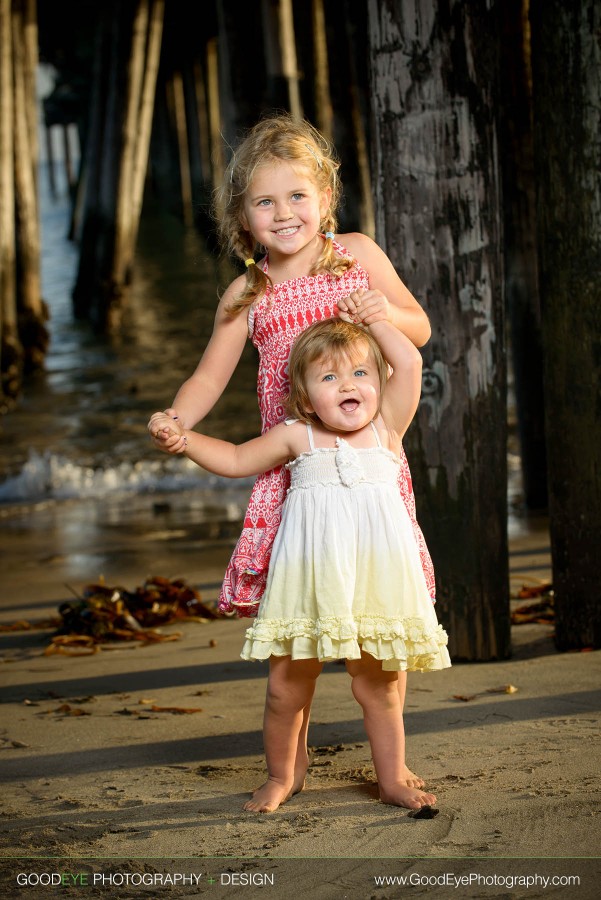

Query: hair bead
245 258 256 268
325 231 334 240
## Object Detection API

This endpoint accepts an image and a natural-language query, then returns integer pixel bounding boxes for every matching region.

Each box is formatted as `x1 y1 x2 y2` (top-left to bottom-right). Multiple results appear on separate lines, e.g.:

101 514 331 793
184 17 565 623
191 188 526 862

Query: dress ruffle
241 615 451 672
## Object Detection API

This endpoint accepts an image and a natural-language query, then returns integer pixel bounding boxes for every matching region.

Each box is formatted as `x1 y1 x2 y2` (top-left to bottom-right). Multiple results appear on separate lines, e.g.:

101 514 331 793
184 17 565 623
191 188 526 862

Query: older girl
149 114 435 792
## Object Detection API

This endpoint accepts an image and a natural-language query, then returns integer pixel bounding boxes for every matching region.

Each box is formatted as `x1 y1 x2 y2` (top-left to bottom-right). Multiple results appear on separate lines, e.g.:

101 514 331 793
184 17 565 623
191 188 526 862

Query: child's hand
337 289 366 324
354 289 391 325
338 289 391 326
148 411 187 454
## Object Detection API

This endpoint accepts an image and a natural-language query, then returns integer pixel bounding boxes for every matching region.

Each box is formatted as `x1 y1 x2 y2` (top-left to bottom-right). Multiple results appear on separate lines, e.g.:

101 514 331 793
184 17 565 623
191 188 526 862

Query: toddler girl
150 317 451 813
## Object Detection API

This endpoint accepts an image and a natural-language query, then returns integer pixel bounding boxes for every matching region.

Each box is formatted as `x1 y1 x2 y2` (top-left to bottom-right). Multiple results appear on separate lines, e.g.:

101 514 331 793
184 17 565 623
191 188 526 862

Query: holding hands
148 409 187 454
337 289 391 327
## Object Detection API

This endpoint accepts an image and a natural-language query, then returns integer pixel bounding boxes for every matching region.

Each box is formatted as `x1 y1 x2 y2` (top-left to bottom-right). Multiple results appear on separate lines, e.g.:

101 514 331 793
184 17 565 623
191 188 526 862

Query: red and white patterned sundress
218 240 436 617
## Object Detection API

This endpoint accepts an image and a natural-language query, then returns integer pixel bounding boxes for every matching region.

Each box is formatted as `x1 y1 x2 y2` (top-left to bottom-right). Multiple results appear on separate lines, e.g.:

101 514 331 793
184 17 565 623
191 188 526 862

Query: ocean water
0 166 260 519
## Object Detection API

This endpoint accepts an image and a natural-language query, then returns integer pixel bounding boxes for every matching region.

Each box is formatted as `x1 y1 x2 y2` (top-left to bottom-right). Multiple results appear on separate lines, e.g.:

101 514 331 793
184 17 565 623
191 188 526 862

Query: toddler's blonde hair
215 114 354 316
287 319 389 424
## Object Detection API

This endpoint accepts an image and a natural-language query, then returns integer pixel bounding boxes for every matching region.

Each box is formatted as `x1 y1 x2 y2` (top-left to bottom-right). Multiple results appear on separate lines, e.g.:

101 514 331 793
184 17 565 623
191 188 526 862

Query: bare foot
402 765 425 789
379 783 437 810
244 778 293 813
290 771 306 796
290 746 310 795
252 763 307 799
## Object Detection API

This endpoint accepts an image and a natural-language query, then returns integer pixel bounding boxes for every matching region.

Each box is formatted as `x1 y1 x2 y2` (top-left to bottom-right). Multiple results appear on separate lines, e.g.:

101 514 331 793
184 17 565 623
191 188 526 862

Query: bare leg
292 700 312 793
257 676 420 794
253 673 421 797
253 699 313 798
245 656 322 813
397 672 425 788
347 653 436 809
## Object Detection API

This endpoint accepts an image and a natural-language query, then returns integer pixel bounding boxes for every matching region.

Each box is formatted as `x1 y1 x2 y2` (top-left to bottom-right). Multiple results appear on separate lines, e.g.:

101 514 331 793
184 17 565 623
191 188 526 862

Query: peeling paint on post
368 0 509 660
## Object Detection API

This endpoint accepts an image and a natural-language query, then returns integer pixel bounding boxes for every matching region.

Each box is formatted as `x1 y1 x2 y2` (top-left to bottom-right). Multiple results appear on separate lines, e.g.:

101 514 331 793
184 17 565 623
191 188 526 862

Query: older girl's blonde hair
286 319 389 424
215 114 354 316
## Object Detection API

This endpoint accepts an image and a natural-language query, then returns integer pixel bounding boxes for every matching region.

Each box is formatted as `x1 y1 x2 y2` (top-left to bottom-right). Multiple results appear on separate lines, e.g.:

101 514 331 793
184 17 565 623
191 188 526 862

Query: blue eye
354 369 367 377
292 192 304 201
322 374 335 382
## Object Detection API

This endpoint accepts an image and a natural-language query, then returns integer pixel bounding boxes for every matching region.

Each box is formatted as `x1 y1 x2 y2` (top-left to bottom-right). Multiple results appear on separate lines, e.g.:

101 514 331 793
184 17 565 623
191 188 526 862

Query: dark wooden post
216 0 268 149
71 1 110 321
191 57 211 186
530 0 601 650
319 0 374 236
12 0 48 371
171 70 193 227
278 0 302 118
73 0 163 329
22 0 38 192
499 0 547 512
0 0 21 407
206 37 225 200
44 124 57 196
261 0 296 113
127 0 163 255
114 0 164 302
342 0 375 236
368 0 509 660
113 0 152 286
311 0 333 141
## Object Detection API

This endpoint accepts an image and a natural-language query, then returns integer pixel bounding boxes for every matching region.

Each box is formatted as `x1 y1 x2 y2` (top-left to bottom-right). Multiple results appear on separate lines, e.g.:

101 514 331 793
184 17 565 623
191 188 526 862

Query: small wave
0 449 248 504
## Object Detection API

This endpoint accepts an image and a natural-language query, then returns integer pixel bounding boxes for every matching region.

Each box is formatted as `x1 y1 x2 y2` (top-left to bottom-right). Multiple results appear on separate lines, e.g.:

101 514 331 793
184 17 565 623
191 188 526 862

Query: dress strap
306 423 315 451
370 421 382 447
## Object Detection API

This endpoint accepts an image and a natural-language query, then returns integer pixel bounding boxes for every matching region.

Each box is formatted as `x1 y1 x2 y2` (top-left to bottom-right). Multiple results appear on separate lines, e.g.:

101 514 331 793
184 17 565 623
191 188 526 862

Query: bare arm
147 275 250 451
338 232 431 346
170 276 250 428
368 319 423 439
183 421 295 478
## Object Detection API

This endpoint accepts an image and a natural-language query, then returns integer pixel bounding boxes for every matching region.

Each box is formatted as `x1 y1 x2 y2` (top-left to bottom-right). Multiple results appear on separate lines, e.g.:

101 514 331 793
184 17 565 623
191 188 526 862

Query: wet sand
1 504 600 898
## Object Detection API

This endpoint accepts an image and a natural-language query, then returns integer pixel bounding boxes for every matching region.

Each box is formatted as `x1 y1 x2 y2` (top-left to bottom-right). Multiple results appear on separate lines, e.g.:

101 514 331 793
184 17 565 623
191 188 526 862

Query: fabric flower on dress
335 438 365 487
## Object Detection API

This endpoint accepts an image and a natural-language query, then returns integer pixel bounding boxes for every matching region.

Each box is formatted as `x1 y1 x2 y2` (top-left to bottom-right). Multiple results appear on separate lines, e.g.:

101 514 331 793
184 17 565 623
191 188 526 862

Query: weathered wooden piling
369 0 509 660
530 0 601 651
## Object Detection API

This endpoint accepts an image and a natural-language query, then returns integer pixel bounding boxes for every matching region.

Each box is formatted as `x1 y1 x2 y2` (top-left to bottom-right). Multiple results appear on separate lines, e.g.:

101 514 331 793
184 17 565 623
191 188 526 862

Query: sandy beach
1 500 600 899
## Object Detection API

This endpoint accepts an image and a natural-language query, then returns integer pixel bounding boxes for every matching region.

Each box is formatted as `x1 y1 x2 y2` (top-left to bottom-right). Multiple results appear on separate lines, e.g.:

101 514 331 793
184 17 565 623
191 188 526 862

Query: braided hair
214 113 354 316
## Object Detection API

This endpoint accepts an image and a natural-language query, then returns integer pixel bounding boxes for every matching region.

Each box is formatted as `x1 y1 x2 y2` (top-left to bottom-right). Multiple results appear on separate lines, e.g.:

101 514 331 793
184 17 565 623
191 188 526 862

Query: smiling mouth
340 399 360 411
274 226 299 236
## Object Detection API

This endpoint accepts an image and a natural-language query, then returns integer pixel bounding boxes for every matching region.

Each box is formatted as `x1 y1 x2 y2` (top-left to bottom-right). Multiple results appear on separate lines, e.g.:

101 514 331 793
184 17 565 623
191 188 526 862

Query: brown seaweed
44 575 220 653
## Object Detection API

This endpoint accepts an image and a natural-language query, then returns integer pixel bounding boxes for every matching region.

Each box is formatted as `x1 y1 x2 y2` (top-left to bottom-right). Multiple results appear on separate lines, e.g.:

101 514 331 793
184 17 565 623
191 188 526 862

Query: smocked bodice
287 439 401 491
